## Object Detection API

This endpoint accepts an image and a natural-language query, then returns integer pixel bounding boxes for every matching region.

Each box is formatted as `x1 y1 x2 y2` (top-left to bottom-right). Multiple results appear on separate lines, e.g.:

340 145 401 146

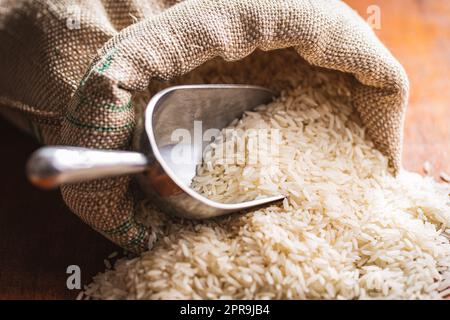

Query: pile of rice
83 50 450 300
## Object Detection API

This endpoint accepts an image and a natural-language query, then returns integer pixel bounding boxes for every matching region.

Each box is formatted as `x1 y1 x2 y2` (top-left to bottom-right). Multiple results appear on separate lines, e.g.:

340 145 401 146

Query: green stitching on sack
126 224 147 249
102 100 133 112
97 50 116 74
79 48 117 87
104 218 133 236
66 114 134 132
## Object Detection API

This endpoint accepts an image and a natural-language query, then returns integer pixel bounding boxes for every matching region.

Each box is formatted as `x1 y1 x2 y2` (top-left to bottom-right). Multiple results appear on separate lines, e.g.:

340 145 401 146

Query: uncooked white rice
423 161 432 175
440 172 450 183
83 50 450 300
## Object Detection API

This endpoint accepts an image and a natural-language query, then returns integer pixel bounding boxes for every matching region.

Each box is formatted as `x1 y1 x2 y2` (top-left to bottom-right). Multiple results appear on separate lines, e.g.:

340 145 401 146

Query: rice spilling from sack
83 51 450 300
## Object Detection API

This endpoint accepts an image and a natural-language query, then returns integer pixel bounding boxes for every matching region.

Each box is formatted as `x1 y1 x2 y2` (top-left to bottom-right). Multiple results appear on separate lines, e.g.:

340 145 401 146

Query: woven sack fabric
0 0 409 252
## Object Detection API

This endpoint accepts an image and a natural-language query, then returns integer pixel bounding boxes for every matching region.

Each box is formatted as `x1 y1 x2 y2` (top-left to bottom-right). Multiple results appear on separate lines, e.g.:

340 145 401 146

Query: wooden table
0 0 448 300
347 0 450 179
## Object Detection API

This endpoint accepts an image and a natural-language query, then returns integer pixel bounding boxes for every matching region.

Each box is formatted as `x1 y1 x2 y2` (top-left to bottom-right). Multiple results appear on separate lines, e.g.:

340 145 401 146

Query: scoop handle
27 146 149 189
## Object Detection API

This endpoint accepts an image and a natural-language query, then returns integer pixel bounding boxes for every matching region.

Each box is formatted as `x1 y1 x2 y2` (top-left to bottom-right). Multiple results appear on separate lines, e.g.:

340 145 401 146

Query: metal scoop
27 85 285 219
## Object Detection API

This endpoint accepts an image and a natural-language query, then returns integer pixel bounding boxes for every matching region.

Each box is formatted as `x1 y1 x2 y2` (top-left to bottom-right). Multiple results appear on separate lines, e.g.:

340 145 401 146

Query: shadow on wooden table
0 119 119 300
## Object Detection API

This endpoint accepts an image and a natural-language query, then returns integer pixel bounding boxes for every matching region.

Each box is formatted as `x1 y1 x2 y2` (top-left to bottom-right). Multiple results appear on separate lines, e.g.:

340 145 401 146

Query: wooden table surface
0 0 449 300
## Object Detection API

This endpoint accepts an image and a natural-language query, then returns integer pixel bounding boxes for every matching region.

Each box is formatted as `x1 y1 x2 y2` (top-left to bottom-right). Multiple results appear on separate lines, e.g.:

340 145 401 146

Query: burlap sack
0 0 409 253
